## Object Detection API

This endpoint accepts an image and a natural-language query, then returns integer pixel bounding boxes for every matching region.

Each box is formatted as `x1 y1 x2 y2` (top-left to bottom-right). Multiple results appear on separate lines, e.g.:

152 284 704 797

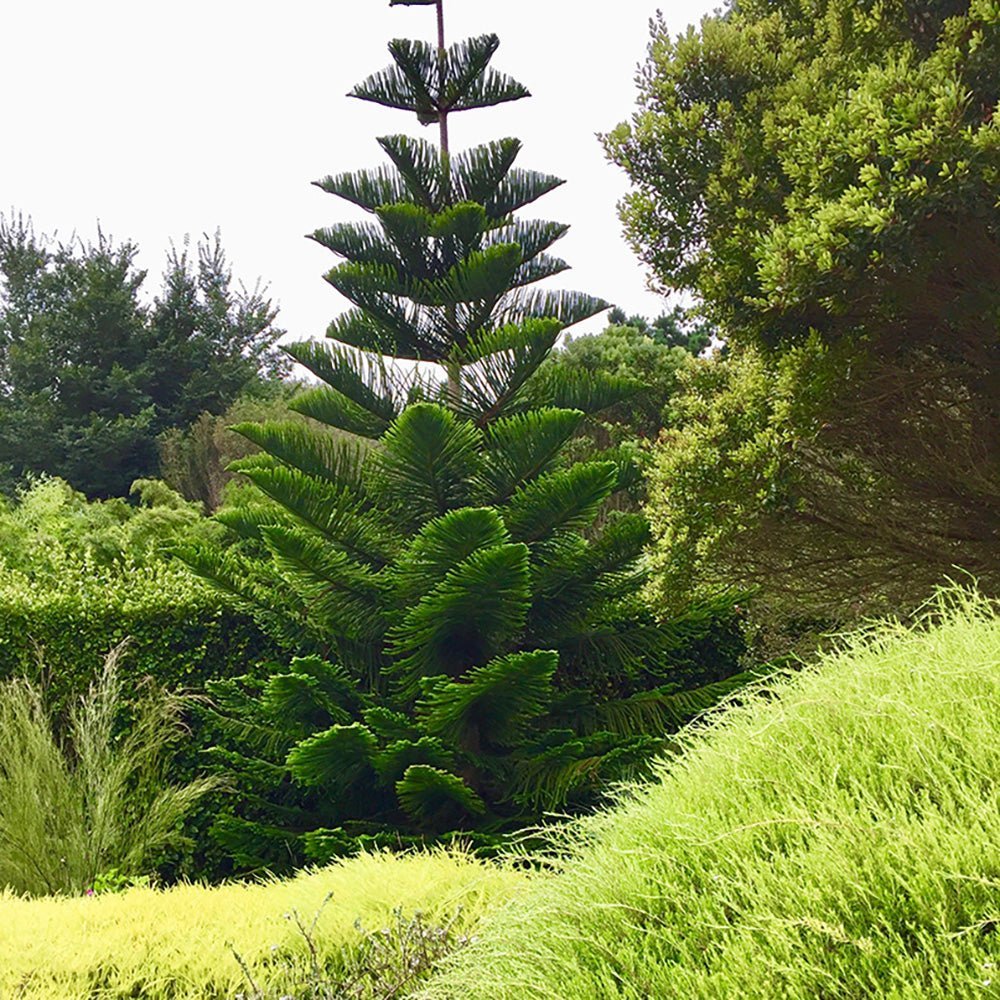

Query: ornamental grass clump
419 587 1000 999
0 642 217 897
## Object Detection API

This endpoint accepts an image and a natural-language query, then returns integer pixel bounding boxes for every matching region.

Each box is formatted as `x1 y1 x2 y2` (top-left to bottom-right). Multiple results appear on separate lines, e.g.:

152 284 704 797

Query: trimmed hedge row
0 564 275 703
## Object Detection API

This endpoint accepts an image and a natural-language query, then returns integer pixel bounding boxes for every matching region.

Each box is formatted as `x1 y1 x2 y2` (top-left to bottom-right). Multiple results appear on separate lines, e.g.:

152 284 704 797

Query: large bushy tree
0 220 287 498
606 0 1000 615
190 0 748 870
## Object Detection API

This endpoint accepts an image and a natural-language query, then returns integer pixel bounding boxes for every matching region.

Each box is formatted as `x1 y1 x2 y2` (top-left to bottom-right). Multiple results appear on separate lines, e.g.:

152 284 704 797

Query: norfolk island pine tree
184 0 750 869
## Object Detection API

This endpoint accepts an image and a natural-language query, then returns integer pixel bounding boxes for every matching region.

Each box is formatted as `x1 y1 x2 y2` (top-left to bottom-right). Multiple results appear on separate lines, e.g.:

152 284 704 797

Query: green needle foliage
187 0 749 870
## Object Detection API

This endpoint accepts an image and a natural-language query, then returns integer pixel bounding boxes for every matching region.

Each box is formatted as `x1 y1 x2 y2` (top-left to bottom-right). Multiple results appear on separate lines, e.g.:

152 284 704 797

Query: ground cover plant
0 849 523 998
187 0 750 870
419 588 1000 999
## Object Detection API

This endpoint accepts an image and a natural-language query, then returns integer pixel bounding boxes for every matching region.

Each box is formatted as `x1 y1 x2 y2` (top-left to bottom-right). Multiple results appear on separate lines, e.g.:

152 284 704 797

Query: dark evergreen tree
0 219 287 498
188 0 749 870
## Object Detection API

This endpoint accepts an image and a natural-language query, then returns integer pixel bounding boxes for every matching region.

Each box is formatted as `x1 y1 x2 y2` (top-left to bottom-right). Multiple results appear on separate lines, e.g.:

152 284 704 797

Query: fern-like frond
351 36 529 122
452 139 521 212
230 420 369 488
477 408 583 502
284 340 411 426
417 650 557 750
286 722 378 789
372 736 454 784
261 525 385 640
387 542 531 693
451 318 563 426
583 677 753 736
395 765 485 827
376 134 443 210
313 165 411 214
496 288 609 331
391 507 509 606
375 404 482 526
289 385 392 439
239 464 393 567
504 462 618 546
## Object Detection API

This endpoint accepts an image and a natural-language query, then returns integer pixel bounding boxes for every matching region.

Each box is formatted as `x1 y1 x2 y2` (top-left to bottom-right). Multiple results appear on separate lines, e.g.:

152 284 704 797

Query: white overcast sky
2 1 717 343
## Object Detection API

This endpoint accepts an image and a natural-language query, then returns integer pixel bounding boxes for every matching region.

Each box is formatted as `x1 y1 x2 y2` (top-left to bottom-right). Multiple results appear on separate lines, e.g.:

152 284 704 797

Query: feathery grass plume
0 641 218 896
419 586 1000 999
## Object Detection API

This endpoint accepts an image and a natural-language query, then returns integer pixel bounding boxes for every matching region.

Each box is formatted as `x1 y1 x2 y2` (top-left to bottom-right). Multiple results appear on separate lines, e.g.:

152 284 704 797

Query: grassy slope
421 590 1000 999
0 850 525 998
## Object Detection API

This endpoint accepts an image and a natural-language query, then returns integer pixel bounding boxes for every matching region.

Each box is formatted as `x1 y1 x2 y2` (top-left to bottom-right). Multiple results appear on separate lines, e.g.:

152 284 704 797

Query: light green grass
0 849 525 998
420 589 1000 999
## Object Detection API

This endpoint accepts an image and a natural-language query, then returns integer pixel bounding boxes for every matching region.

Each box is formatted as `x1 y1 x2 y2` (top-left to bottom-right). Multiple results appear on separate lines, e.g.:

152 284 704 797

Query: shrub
0 643 217 897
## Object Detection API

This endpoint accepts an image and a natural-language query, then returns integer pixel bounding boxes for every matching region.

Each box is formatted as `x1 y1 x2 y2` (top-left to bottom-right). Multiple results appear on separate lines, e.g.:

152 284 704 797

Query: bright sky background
2 1 717 344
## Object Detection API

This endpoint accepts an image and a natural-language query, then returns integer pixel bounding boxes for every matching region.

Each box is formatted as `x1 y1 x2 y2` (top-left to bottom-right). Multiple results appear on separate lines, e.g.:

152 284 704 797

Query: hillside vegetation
421 590 1000 999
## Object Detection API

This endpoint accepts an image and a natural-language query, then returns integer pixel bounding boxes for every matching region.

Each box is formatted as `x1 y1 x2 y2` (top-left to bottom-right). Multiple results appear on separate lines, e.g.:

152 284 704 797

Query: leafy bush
421 588 1000 999
0 476 224 579
0 849 523 998
606 0 1000 616
0 559 276 716
542 322 692 444
0 643 217 897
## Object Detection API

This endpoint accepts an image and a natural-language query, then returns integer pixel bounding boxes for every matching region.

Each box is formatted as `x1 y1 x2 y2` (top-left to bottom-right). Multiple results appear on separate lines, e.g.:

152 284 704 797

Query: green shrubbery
0 478 280 879
0 477 276 704
3 589 995 997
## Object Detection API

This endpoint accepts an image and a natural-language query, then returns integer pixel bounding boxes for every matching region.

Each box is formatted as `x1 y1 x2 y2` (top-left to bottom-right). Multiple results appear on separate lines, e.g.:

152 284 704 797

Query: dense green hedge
0 564 275 704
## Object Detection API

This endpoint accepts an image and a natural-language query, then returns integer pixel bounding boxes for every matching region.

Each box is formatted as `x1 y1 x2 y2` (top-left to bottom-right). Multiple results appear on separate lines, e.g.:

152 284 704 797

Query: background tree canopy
0 219 288 499
605 0 1000 618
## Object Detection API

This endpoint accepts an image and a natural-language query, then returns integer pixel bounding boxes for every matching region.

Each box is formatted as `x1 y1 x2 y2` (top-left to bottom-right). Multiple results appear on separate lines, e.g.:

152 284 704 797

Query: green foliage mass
0 643 217 897
0 220 288 498
604 0 999 341
0 476 224 579
645 339 858 618
422 588 1000 999
608 0 1000 616
188 0 751 870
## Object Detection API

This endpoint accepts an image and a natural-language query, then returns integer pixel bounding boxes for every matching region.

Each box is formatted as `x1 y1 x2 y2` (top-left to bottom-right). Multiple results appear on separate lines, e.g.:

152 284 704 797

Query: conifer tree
188 0 748 869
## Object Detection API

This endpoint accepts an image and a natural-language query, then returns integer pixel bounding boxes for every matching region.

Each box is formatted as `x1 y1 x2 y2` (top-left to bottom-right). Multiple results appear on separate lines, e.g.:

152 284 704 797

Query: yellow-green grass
421 589 1000 999
0 849 525 998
